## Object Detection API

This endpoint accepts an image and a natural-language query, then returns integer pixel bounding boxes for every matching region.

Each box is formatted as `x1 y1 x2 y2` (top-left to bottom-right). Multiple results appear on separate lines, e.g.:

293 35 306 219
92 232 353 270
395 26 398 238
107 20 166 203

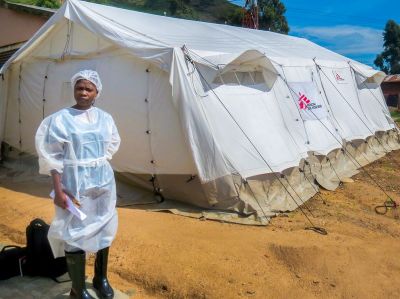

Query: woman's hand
51 169 68 209
54 190 68 209
63 189 81 208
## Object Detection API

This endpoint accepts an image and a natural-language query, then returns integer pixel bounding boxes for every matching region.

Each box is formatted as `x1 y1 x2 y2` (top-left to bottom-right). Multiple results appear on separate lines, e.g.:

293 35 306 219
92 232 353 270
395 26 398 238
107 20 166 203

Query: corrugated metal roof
0 6 48 48
383 75 400 83
0 48 18 68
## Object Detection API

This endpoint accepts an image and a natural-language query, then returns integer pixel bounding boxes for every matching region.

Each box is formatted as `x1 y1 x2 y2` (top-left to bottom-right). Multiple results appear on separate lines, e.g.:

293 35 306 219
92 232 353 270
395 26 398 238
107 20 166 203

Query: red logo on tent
298 93 311 110
335 72 345 82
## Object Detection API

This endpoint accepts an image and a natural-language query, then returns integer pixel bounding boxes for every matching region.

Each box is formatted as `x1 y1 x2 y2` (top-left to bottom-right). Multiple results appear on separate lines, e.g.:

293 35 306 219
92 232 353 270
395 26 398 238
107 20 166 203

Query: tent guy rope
183 46 327 235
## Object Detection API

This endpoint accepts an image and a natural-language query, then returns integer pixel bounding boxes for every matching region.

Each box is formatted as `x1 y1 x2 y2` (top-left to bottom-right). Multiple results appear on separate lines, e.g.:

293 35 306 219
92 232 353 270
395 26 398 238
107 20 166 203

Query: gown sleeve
106 116 121 160
35 114 68 175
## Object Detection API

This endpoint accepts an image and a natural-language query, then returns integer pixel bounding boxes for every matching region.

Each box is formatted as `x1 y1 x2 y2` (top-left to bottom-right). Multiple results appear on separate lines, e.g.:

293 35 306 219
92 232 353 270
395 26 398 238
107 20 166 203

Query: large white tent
0 0 398 222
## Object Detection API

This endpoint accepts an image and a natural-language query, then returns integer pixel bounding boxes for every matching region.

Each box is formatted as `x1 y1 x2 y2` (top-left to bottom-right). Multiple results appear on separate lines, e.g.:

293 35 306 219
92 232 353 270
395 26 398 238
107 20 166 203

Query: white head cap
71 70 102 99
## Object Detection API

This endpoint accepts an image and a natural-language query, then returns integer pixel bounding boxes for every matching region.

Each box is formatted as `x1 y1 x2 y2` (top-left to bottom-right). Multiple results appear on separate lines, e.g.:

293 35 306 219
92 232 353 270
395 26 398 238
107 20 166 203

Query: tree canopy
13 0 289 34
258 0 289 34
374 20 400 74
35 0 60 9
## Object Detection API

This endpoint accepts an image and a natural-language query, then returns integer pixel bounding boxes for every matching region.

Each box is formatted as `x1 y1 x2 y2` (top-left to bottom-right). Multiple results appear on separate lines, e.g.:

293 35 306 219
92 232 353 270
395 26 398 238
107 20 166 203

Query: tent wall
272 64 342 156
0 72 8 148
29 20 116 59
202 83 305 177
118 129 400 219
2 21 196 176
354 80 394 133
317 64 376 141
3 64 21 150
1 0 399 222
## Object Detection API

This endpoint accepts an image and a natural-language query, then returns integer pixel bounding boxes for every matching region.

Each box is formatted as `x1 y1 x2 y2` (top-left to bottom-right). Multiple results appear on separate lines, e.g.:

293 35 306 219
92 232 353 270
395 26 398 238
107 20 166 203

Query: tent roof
79 0 345 62
0 0 379 74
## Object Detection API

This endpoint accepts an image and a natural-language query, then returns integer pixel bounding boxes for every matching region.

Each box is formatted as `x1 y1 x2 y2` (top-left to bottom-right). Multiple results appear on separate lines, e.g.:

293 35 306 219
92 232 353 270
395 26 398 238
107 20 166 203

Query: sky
229 0 400 67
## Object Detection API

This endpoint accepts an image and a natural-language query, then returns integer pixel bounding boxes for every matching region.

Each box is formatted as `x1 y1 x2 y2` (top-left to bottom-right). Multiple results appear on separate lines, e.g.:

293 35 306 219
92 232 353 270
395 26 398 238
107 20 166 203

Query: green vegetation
35 0 60 8
6 0 60 8
6 0 289 33
91 0 243 25
375 20 400 74
7 0 37 5
7 0 243 25
258 0 289 34
390 109 400 122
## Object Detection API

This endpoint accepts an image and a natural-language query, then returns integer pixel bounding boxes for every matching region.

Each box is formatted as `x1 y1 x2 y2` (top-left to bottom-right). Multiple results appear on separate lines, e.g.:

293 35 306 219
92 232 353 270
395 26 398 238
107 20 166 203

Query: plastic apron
35 107 121 258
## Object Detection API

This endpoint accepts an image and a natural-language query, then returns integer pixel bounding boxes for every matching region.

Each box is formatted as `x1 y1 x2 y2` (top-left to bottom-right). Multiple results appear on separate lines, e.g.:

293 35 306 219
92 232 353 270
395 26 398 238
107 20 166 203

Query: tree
169 0 178 15
374 20 400 74
258 0 289 34
35 0 60 9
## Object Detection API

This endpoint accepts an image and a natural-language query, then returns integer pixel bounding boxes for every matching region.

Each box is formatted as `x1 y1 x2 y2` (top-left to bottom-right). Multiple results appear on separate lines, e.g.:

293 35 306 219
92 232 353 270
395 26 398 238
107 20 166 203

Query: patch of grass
390 110 400 122
7 0 37 5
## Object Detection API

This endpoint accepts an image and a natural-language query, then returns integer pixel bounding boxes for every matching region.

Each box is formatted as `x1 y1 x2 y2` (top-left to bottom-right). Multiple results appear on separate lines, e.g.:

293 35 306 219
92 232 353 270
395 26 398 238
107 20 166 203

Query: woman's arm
36 116 69 209
51 170 68 209
106 118 121 159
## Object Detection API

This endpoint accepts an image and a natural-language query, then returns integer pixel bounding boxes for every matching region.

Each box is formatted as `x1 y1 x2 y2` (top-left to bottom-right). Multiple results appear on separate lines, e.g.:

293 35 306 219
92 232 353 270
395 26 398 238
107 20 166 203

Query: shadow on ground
0 275 132 299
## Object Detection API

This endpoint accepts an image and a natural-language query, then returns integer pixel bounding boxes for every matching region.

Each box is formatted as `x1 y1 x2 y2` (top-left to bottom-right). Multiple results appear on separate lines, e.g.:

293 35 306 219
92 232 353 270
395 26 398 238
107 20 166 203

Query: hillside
7 0 244 25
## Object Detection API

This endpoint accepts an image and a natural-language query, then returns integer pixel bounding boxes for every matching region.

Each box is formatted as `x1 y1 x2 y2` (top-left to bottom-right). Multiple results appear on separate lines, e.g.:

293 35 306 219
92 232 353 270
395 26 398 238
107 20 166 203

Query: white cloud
291 25 384 55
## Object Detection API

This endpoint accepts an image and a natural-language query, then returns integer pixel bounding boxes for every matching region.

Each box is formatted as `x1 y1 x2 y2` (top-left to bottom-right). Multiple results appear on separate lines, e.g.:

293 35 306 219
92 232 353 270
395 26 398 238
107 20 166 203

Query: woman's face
74 79 98 109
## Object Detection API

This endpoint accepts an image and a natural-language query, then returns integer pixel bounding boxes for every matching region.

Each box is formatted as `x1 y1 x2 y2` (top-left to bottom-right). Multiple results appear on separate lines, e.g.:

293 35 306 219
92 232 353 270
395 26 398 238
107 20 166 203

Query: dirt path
1 151 400 298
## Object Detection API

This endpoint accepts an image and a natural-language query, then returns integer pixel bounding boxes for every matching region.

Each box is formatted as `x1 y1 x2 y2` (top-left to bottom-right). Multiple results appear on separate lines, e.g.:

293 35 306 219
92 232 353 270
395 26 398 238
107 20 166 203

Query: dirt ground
1 151 400 299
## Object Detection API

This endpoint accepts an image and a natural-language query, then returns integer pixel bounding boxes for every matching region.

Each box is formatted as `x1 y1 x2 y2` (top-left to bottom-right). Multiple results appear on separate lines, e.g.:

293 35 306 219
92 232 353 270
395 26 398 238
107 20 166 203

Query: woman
35 70 120 299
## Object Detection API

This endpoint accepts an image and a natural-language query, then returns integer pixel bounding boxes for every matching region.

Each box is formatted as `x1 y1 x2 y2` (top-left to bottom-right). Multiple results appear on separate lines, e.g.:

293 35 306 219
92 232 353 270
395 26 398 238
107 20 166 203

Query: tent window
213 71 265 85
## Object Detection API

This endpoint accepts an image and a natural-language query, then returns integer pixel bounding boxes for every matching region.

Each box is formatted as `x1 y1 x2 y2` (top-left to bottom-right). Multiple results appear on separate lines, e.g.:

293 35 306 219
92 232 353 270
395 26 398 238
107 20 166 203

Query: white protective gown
35 107 121 258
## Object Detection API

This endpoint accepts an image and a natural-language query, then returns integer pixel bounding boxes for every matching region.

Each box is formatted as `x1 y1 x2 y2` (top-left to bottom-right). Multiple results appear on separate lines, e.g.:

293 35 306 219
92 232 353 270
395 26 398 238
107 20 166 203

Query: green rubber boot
93 247 114 299
65 250 95 299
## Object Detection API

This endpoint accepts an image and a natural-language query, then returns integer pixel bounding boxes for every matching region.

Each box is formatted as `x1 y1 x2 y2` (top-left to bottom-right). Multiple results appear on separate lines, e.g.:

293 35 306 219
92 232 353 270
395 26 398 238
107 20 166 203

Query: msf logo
298 93 311 110
335 72 345 82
